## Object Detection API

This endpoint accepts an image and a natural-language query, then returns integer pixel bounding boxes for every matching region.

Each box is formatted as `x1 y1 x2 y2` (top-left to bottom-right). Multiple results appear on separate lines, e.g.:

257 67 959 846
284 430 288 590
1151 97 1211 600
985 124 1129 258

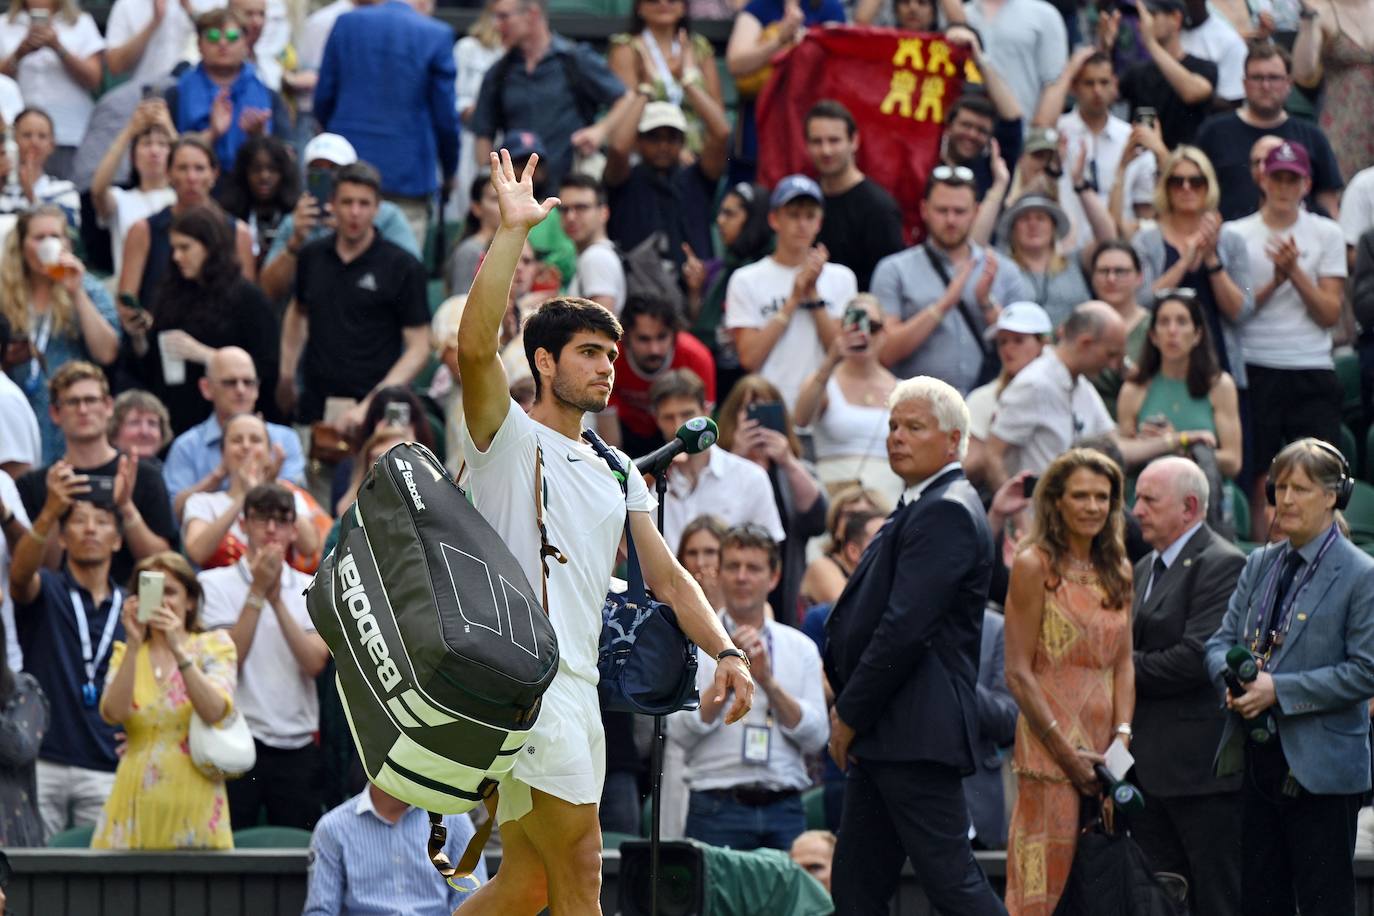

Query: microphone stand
649 470 668 916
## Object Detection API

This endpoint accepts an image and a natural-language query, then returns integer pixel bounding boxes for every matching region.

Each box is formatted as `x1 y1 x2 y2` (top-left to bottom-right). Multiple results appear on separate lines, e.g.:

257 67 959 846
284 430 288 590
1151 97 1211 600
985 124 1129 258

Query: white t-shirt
1340 165 1374 246
724 257 858 409
1182 14 1247 102
989 347 1115 476
1056 109 1132 245
184 488 317 551
463 399 654 686
1231 209 1347 370
106 186 176 280
966 380 999 440
198 559 320 749
568 239 626 316
0 371 40 469
297 0 353 72
0 472 31 671
0 74 22 127
0 12 104 146
105 0 223 87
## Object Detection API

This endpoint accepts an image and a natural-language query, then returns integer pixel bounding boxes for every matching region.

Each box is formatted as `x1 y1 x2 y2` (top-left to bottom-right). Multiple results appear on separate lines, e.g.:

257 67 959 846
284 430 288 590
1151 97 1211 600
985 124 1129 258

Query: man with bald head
982 300 1125 487
1128 456 1245 916
163 347 305 517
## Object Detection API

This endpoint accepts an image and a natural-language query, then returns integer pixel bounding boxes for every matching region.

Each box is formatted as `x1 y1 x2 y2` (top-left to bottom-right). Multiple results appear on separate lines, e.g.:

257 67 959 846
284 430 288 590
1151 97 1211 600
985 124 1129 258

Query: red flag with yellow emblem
756 26 972 243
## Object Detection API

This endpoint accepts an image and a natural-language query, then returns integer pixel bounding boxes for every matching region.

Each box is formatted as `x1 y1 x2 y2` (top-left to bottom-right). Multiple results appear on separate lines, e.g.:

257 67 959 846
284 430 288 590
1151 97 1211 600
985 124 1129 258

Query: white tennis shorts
496 670 605 824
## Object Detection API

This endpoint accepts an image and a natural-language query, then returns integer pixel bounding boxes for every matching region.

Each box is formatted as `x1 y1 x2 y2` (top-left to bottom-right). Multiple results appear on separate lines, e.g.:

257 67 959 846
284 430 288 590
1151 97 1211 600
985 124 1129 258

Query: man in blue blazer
314 0 459 245
965 607 1018 850
1205 438 1374 916
824 376 1006 916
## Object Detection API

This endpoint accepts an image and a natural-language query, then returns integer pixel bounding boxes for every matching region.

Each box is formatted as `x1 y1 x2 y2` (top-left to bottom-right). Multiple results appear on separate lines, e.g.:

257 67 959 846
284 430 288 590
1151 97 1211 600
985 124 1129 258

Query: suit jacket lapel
836 468 962 606
1269 546 1345 670
1135 526 1212 627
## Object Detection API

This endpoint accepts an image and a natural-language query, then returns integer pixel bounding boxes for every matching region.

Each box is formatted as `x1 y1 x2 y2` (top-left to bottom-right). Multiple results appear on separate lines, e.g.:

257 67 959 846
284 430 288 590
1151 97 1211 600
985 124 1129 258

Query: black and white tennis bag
306 442 559 815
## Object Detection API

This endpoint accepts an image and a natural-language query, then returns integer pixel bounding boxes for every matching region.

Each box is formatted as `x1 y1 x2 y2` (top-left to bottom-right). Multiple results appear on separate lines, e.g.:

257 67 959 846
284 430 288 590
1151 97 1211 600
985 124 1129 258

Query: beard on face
551 370 610 414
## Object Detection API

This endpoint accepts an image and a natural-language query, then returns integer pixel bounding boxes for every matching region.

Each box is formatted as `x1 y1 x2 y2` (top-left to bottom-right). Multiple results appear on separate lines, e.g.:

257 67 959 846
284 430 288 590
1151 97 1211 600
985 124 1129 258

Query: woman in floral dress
94 551 237 849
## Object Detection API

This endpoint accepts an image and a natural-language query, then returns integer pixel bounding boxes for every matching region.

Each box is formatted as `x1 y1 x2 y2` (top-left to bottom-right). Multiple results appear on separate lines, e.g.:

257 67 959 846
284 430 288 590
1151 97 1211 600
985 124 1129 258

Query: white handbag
189 707 256 781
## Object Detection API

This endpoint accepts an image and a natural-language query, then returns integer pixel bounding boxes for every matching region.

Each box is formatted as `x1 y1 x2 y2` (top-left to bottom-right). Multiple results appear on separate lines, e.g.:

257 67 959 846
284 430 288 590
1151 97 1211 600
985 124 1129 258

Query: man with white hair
1129 456 1245 916
824 376 1007 916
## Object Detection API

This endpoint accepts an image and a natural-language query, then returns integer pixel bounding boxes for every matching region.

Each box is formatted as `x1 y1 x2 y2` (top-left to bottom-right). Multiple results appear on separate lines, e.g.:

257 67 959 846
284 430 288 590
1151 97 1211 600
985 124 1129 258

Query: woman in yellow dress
94 552 237 849
1003 449 1136 915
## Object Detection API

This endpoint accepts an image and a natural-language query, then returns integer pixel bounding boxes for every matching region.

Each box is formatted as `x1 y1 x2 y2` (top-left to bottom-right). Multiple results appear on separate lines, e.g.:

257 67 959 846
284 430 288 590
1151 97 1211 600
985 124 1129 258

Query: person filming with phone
93 551 238 849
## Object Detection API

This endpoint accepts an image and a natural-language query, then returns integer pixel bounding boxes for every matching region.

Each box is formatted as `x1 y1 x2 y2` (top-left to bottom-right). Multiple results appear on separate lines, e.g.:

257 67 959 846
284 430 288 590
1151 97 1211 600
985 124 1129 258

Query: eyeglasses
246 512 296 526
559 202 598 214
1244 73 1289 84
60 395 106 410
1166 174 1208 191
1154 287 1198 304
930 165 976 184
202 27 242 43
215 377 259 389
1093 266 1136 278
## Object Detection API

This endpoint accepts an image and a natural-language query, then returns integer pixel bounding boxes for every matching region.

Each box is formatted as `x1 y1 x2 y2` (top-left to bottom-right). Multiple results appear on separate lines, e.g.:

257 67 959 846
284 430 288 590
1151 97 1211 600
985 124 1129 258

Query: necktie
1146 555 1167 601
1264 550 1305 640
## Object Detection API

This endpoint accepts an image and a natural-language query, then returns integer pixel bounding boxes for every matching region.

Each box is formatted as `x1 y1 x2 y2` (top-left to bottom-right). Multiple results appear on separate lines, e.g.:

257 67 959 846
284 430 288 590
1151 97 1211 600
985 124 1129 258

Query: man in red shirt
598 295 716 457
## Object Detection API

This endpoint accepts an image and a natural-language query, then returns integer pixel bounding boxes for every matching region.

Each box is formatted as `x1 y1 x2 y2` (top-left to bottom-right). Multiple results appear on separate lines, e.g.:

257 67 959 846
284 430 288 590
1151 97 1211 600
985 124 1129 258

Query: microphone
634 417 719 477
1094 763 1145 815
1225 645 1274 744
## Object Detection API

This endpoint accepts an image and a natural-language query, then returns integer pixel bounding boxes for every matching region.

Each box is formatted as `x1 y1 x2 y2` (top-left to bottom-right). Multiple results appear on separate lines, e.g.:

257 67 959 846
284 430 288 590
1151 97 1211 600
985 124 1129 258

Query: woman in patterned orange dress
1003 449 1136 915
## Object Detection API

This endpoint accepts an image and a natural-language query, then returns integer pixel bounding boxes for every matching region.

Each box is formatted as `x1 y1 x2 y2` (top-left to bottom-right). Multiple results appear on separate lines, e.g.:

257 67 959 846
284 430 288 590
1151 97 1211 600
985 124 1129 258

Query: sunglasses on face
202 28 242 43
1166 174 1207 191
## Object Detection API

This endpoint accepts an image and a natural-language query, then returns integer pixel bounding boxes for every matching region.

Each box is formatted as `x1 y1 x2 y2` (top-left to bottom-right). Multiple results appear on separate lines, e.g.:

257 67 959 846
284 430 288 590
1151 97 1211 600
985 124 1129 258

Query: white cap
985 301 1053 340
638 102 688 135
303 133 357 167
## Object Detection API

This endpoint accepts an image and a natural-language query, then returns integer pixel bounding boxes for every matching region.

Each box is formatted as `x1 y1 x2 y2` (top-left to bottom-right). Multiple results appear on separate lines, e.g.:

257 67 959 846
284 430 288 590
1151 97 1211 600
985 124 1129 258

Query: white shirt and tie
1142 521 1204 602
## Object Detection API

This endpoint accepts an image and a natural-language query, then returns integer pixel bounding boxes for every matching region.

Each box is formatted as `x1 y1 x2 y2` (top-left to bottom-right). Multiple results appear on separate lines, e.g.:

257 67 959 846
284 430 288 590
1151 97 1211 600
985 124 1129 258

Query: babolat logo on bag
338 551 402 692
394 457 426 511
306 441 559 816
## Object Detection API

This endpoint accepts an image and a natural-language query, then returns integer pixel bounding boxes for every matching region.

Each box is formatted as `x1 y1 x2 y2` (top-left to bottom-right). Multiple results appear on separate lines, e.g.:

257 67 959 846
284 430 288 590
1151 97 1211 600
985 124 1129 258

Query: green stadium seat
1344 480 1374 547
231 825 314 848
1227 481 1249 543
1341 424 1359 471
602 830 639 851
802 785 826 831
47 824 94 847
1335 350 1362 426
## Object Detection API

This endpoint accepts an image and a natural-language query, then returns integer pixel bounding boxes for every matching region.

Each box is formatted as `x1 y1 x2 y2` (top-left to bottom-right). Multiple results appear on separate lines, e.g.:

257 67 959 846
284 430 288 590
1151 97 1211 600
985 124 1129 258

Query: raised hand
681 243 706 296
975 251 999 307
209 89 233 140
490 149 558 231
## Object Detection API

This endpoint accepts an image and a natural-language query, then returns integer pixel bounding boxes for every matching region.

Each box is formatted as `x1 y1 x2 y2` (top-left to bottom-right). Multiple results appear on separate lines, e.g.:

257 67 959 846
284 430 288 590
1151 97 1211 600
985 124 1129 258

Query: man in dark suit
1129 456 1245 915
966 608 1019 850
824 376 1006 916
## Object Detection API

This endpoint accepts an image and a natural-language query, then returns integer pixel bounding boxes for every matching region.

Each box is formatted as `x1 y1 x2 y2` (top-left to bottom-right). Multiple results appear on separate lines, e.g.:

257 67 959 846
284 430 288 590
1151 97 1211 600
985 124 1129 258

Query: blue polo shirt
15 568 124 772
163 414 306 501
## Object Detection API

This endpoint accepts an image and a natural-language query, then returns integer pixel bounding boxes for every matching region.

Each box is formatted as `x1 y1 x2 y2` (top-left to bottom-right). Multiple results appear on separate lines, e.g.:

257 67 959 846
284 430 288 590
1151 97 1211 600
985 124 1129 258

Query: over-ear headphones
1264 438 1353 510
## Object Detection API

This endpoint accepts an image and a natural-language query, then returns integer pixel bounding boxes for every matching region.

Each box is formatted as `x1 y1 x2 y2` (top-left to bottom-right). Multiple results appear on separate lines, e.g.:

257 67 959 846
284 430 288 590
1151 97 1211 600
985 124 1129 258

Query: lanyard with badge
736 625 775 765
70 586 122 709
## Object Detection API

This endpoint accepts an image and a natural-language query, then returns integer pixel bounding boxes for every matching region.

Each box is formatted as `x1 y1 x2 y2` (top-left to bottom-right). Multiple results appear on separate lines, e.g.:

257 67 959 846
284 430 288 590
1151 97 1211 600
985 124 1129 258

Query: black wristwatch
1074 179 1095 194
799 298 825 311
717 647 751 668
1205 260 1224 275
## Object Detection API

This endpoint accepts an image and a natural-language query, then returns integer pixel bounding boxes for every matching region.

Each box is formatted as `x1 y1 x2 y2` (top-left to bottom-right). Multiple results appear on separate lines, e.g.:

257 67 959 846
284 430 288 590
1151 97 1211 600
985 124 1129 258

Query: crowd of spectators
0 0 1372 909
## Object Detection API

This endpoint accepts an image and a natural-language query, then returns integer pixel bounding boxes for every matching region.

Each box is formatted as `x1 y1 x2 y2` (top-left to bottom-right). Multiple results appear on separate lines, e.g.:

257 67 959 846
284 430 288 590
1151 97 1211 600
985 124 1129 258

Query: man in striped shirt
304 783 487 915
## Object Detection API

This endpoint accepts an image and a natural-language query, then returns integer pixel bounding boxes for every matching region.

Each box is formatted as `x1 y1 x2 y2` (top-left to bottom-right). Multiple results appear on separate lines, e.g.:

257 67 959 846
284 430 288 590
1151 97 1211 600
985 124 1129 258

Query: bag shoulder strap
579 429 650 606
533 445 567 617
923 242 992 356
428 794 498 885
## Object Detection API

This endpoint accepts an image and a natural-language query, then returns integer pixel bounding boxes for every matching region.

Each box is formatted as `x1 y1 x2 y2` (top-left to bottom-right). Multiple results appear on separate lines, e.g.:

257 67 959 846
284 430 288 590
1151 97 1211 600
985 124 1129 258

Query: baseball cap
1024 127 1059 156
505 130 547 162
770 174 824 209
303 133 357 167
985 301 1053 340
1263 140 1311 178
638 102 688 135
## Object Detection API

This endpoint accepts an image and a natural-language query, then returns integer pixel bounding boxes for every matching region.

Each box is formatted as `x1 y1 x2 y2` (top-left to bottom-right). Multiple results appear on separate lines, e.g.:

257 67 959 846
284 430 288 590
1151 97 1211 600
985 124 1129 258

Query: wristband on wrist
177 657 194 672
716 647 750 668
245 592 266 611
1179 432 1190 450
1115 722 1133 738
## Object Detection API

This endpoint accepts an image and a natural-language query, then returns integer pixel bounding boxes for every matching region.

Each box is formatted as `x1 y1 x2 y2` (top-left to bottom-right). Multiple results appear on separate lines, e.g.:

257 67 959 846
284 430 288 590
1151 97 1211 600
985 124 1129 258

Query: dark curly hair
151 204 243 337
220 135 300 220
1024 448 1131 609
1132 292 1221 400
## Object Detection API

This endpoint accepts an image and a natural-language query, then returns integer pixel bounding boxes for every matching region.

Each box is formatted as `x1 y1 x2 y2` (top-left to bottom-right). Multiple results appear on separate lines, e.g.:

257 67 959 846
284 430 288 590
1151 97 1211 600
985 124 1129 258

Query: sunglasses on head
1166 174 1207 191
930 165 976 184
1154 287 1198 305
203 27 242 43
